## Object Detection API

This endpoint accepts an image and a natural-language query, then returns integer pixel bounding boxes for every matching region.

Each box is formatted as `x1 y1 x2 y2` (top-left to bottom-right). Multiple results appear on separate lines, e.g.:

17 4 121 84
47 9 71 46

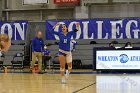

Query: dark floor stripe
72 82 96 93
0 72 95 74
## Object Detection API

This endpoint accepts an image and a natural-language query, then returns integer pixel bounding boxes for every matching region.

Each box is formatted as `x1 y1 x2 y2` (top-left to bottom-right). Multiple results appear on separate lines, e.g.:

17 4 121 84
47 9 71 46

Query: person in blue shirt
43 45 51 56
43 44 51 69
51 22 80 84
31 31 44 74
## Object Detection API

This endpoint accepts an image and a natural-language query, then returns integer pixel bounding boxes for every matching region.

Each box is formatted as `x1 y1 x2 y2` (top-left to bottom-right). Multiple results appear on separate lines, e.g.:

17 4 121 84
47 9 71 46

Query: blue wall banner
46 18 140 40
0 20 28 40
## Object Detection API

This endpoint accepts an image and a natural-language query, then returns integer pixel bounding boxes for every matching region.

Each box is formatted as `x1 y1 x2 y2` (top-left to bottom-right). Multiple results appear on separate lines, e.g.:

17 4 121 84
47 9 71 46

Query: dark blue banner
0 20 28 40
46 18 140 40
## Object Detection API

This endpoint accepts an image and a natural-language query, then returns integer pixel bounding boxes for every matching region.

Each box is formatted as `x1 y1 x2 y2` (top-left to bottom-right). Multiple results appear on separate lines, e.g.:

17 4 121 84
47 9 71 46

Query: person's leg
58 52 67 84
59 55 66 76
66 53 72 73
37 52 43 73
67 63 72 73
31 52 36 70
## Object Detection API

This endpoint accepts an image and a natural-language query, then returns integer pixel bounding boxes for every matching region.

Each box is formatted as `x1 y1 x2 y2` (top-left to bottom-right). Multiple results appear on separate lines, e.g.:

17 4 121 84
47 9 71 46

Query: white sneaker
61 76 66 84
65 70 69 79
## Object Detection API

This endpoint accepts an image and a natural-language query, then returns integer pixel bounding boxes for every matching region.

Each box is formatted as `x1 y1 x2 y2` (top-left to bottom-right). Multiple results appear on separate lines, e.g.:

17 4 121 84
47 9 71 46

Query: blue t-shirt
43 49 51 55
50 30 77 51
32 37 44 52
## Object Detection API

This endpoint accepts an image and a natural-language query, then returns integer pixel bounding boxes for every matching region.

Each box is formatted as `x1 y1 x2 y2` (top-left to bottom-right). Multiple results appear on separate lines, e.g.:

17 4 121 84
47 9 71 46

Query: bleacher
3 39 140 68
3 41 25 66
45 39 140 68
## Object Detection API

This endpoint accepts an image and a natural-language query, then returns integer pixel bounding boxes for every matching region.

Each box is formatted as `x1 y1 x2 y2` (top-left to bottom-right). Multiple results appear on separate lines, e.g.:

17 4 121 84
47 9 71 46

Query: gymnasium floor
0 70 140 93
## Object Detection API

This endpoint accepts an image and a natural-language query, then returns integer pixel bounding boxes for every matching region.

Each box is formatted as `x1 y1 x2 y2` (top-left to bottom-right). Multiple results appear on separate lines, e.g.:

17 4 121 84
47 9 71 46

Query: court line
72 82 96 93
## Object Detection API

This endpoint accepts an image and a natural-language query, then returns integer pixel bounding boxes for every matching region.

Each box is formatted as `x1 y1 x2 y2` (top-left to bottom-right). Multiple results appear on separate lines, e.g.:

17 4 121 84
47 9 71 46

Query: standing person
51 22 80 84
31 31 44 74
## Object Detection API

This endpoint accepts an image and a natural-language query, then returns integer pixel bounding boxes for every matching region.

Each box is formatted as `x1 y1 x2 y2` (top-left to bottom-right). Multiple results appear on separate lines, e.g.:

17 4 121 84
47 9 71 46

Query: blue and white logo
119 54 129 63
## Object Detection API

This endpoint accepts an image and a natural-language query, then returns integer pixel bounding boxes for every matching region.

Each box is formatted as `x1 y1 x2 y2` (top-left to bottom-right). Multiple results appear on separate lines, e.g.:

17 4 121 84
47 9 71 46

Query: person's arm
32 38 35 52
50 23 60 35
75 22 80 31
70 22 80 35
41 39 44 52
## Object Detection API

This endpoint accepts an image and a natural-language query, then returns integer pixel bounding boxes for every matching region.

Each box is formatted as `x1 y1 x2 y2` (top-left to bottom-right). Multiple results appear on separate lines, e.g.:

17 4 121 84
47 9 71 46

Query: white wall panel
23 0 49 5
89 4 140 18
113 0 140 3
75 6 89 19
2 0 74 21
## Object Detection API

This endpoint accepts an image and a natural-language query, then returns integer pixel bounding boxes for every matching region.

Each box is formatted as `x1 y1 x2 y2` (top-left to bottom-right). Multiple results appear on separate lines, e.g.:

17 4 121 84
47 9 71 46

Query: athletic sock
65 70 69 79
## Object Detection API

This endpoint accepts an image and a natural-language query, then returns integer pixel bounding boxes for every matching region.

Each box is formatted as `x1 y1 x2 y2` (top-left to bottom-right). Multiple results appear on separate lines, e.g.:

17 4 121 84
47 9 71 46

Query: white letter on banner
1 23 12 39
69 22 81 39
82 21 94 39
133 29 140 38
126 20 139 38
14 23 26 40
96 21 108 39
110 20 123 39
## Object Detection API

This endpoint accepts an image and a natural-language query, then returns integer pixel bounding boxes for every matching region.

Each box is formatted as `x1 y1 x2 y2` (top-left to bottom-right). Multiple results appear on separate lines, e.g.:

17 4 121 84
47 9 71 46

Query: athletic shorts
58 49 72 63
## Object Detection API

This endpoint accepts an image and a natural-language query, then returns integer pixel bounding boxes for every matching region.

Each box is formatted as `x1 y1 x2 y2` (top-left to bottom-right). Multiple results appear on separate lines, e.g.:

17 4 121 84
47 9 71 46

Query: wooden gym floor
0 70 140 93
